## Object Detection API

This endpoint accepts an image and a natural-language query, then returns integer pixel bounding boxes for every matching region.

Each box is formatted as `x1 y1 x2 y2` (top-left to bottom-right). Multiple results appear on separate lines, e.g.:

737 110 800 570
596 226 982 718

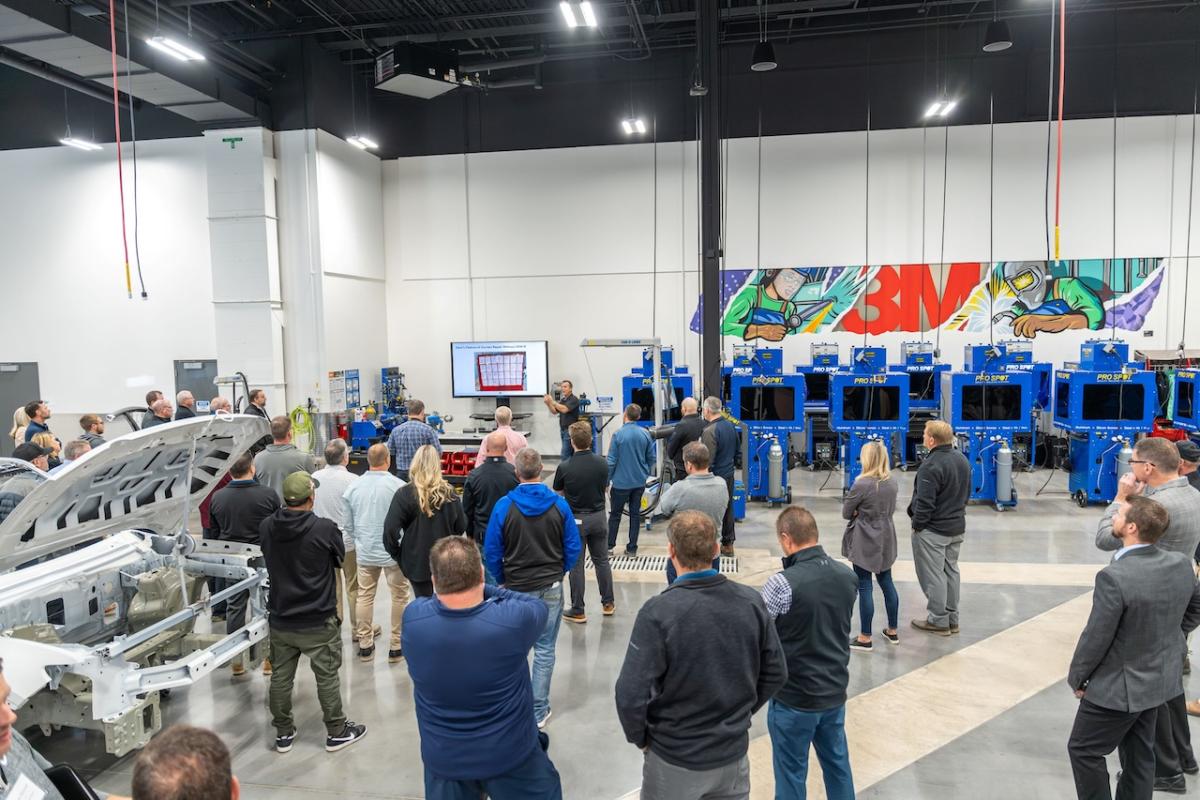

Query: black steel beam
0 45 136 109
699 0 721 400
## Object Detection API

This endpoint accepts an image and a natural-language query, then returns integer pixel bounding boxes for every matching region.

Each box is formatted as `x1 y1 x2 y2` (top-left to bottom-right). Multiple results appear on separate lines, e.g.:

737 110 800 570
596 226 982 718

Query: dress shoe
1153 773 1187 794
1182 761 1199 776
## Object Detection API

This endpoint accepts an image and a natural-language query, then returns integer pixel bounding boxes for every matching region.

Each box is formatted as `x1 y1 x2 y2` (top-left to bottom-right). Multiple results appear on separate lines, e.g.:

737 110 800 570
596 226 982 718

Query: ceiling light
621 118 646 136
751 41 777 72
621 119 634 135
560 1 579 28
983 19 1013 52
347 135 379 150
147 35 205 62
579 1 598 28
924 101 943 118
939 100 957 117
60 137 102 152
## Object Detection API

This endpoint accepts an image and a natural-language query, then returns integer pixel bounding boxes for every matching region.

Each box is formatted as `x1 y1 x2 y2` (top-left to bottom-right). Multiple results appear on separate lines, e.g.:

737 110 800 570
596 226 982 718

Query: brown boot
261 658 272 676
720 544 735 558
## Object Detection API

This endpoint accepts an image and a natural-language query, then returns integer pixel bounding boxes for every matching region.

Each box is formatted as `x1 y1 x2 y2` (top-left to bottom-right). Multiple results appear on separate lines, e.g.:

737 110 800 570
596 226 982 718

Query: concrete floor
26 467 1200 799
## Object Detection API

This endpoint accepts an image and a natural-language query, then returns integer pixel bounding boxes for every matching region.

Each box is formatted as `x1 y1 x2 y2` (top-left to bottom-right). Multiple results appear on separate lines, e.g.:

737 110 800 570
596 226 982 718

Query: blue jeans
425 734 562 800
852 564 899 637
608 486 645 552
767 700 854 800
560 429 572 461
526 582 563 721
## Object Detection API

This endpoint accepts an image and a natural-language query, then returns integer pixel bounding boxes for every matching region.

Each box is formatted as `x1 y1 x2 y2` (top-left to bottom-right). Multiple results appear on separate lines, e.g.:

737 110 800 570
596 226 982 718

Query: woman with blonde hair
31 432 62 471
841 439 900 651
384 444 467 598
8 407 29 451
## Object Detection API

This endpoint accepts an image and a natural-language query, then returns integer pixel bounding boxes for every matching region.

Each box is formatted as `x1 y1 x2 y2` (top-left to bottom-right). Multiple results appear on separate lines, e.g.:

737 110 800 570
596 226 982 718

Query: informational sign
345 369 361 409
329 370 346 411
595 395 616 413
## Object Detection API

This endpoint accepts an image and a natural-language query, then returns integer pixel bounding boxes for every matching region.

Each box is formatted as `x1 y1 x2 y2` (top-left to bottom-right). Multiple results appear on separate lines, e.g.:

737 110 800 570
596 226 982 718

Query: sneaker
388 649 403 664
261 658 272 676
358 646 375 662
325 722 367 752
602 603 616 616
275 729 297 753
563 608 587 624
911 619 953 637
623 548 638 558
231 663 247 679
536 710 552 730
882 629 900 645
849 638 873 652
950 624 961 635
720 544 736 557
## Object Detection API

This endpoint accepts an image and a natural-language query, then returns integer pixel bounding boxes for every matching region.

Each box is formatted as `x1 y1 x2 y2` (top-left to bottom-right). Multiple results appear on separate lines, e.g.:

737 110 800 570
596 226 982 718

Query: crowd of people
7 385 1200 800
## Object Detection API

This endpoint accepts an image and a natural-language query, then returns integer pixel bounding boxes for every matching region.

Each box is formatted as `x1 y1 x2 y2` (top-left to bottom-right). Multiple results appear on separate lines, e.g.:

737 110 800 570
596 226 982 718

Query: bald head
485 431 507 456
681 397 698 416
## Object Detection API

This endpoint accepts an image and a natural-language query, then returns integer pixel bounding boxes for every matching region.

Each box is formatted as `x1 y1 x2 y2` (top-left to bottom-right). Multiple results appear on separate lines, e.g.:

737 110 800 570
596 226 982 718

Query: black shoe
275 729 297 753
1154 774 1187 794
388 649 403 664
882 629 900 645
358 646 375 662
326 722 367 752
623 548 637 558
849 638 873 652
1183 761 1199 776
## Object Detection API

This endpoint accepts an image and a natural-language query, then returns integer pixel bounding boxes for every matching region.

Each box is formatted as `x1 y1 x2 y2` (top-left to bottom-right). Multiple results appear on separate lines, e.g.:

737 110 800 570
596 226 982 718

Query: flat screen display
803 373 830 403
840 386 902 422
739 387 797 421
1082 384 1147 422
1179 380 1195 421
909 372 936 401
960 385 1024 422
631 387 687 423
1055 382 1071 419
451 341 549 398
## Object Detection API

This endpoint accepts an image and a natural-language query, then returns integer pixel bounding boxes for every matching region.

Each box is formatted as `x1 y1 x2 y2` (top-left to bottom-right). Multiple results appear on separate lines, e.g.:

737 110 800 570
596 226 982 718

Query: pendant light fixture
982 1 1012 53
750 0 777 72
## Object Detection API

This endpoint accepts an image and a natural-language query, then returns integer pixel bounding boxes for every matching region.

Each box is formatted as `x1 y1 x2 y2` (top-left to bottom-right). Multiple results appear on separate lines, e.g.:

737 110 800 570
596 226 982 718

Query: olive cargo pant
268 615 346 736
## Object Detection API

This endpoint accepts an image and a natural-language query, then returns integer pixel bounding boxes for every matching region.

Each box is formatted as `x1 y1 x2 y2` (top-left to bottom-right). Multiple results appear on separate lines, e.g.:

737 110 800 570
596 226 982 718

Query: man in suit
1094 436 1200 789
1067 495 1200 800
664 397 705 480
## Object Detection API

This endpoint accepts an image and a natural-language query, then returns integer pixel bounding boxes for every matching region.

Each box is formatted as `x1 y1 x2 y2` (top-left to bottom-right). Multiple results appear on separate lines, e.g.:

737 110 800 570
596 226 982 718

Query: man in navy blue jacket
484 447 582 729
404 536 562 800
607 403 656 556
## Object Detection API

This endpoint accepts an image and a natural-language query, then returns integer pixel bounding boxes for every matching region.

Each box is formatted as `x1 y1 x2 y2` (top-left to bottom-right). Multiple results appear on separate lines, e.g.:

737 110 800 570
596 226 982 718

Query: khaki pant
336 549 359 629
356 564 409 651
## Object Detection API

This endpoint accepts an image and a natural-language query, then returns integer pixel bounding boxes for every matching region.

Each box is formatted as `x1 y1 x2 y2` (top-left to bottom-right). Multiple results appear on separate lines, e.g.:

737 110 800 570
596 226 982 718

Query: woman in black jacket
383 444 467 597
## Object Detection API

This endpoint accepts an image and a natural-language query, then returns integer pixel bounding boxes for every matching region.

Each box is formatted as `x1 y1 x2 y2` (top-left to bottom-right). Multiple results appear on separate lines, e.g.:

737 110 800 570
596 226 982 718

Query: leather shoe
1154 774 1187 794
911 618 952 636
1183 761 1199 776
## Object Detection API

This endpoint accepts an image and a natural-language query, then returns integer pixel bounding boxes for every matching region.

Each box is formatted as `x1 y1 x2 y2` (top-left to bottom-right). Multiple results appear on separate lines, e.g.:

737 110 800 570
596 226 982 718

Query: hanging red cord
107 0 133 299
1053 0 1066 265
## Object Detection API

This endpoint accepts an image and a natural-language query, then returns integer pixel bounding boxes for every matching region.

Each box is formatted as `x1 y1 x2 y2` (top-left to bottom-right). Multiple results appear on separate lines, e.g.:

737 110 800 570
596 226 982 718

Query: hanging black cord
861 7 871 352
1110 6 1119 343
121 0 148 298
1044 0 1057 264
1181 38 1199 353
936 123 949 358
989 90 995 348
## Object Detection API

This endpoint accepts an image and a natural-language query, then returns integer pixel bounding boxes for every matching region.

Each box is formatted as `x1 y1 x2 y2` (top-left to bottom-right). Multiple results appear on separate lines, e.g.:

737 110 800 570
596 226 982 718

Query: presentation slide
451 340 550 397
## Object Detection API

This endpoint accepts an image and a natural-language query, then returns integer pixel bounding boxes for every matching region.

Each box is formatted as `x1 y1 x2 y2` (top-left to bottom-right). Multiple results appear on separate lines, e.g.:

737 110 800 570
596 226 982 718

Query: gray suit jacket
1095 478 1200 557
1068 545 1200 712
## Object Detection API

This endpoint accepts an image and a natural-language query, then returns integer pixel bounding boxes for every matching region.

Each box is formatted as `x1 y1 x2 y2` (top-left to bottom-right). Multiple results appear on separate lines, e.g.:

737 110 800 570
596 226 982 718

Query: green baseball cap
282 471 319 505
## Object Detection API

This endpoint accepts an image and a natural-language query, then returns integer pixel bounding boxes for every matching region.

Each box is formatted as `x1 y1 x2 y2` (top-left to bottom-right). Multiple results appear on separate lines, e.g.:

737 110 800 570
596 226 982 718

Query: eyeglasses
1129 460 1154 466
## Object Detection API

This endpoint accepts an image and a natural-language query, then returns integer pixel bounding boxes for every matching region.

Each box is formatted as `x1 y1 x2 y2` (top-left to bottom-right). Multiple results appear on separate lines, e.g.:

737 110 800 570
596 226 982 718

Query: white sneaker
536 710 552 730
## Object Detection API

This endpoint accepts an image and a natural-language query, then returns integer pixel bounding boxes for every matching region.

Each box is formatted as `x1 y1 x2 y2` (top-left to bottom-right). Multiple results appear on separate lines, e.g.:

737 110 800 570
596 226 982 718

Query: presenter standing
543 380 581 461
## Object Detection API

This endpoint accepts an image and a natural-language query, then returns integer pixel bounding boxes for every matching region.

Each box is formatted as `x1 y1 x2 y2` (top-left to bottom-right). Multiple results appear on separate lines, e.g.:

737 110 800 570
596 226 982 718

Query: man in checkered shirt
387 399 442 481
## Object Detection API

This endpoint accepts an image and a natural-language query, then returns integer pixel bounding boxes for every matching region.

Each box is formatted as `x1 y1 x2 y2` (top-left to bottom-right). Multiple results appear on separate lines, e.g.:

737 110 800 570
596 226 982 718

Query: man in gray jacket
1094 436 1200 790
658 441 728 584
254 416 315 501
1068 495 1200 800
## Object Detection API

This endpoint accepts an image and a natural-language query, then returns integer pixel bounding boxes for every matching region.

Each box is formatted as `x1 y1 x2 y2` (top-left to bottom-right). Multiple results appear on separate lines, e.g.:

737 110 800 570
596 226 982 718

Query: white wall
384 115 1200 453
0 138 216 418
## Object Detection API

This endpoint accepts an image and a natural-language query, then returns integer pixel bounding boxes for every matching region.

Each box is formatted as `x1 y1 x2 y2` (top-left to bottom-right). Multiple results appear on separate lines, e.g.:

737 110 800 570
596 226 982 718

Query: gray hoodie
658 472 729 530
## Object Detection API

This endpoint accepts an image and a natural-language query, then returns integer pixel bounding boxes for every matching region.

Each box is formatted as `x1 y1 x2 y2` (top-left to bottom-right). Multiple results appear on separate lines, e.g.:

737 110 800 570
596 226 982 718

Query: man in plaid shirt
387 399 442 481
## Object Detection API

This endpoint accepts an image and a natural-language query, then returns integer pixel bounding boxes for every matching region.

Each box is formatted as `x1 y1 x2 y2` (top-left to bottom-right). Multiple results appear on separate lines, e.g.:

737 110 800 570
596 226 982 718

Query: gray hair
514 447 543 481
63 440 91 461
176 390 193 406
324 438 348 466
702 396 723 416
151 398 172 415
210 396 232 412
495 406 513 426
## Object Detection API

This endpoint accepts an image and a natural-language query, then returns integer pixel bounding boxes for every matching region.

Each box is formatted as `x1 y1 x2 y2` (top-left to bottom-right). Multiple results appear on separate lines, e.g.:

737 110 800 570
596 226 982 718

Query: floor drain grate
587 554 739 574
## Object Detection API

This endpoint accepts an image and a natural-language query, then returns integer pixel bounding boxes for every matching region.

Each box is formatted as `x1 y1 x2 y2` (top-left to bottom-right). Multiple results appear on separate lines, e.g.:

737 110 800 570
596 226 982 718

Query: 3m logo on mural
691 259 1166 341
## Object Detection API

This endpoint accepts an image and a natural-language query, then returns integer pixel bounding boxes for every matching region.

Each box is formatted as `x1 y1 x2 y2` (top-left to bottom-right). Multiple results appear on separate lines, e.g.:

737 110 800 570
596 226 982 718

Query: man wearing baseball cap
12 442 50 472
259 471 367 755
1177 440 1200 494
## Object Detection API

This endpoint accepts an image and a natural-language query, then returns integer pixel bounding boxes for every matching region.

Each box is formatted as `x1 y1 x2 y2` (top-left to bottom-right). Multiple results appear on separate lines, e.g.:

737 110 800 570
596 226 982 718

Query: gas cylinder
768 440 785 501
995 441 1014 504
1116 440 1134 482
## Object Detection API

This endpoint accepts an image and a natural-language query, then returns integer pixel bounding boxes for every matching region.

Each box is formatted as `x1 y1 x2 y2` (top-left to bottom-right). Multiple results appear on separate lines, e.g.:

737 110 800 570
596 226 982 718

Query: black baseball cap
1177 439 1200 463
13 443 50 463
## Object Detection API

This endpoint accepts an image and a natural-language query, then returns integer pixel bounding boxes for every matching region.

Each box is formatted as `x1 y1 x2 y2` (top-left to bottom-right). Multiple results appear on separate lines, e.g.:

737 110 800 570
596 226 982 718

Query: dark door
174 360 219 413
0 362 40 457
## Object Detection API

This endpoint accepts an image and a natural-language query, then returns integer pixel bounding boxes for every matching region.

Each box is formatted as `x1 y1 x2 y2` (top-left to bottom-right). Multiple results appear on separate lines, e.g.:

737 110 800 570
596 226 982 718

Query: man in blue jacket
607 403 656 556
405 536 562 800
484 447 582 730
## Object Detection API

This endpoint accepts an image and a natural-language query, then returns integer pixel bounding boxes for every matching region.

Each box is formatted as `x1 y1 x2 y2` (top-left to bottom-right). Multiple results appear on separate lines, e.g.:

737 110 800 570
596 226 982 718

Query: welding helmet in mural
1002 261 1047 310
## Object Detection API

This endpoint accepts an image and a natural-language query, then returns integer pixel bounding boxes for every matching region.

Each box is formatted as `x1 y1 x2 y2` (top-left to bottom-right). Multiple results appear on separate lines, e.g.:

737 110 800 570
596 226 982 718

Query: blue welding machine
794 343 840 468
621 347 694 427
829 347 910 491
728 347 804 505
1173 369 1200 435
1053 341 1158 507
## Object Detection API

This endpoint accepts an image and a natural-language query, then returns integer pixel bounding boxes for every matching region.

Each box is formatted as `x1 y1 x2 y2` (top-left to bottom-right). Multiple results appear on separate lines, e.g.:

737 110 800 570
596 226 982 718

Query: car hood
0 415 268 572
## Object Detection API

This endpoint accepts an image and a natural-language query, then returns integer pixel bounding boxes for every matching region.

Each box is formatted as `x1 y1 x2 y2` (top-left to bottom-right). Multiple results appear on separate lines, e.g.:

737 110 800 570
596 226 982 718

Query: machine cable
107 0 134 299
120 0 148 299
1109 8 1118 345
1181 39 1198 355
988 90 995 348
1052 0 1067 264
1043 0 1057 265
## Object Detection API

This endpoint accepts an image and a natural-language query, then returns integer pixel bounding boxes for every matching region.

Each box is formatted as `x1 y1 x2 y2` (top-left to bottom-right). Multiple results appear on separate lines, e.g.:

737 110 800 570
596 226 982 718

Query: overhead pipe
460 53 546 73
0 46 137 109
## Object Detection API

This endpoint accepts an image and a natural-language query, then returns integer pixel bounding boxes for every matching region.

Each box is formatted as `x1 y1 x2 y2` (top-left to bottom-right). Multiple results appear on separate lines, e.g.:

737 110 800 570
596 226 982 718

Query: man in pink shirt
474 406 528 467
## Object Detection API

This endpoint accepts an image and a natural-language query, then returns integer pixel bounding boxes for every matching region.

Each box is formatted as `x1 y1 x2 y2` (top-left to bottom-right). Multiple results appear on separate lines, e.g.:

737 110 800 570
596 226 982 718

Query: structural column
698 0 723 400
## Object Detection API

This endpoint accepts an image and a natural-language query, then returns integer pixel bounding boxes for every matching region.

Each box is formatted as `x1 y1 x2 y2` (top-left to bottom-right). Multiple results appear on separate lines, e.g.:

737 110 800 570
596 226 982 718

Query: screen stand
495 396 511 409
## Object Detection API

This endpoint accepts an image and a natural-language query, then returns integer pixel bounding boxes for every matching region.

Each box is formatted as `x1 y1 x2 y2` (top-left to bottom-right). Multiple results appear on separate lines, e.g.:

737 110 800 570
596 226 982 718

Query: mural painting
691 258 1166 341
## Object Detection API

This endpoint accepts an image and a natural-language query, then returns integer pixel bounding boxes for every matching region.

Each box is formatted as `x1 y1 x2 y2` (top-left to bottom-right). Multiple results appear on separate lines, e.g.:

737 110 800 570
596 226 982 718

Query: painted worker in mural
721 268 813 342
999 261 1105 339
